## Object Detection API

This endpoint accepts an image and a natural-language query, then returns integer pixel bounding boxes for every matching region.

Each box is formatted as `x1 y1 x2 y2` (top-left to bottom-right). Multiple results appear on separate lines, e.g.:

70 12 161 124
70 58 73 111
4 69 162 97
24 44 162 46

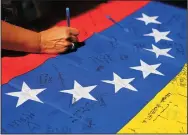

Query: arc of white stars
130 60 164 79
136 13 161 25
60 81 97 104
6 82 46 107
144 28 173 43
102 72 137 93
144 44 175 58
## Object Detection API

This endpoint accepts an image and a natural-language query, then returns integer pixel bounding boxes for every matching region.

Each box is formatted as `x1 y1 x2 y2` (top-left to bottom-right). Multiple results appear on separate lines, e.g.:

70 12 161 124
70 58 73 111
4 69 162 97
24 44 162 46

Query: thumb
68 27 79 36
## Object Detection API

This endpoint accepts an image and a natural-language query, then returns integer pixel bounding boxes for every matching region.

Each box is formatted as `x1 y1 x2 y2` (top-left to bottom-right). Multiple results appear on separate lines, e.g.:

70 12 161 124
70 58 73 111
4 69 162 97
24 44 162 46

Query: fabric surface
1 1 187 134
2 1 149 84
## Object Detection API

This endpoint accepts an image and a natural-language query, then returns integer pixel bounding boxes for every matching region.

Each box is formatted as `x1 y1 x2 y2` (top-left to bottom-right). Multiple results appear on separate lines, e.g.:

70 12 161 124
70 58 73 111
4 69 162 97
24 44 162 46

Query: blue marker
66 7 70 27
66 7 75 50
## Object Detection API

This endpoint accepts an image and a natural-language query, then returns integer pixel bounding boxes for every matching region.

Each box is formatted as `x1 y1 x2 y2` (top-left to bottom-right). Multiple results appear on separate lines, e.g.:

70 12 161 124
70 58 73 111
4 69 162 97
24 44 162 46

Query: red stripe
2 1 150 84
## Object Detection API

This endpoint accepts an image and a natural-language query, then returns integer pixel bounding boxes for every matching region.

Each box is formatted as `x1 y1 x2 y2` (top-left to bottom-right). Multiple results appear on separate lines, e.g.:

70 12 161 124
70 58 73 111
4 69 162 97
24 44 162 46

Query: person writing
2 20 79 54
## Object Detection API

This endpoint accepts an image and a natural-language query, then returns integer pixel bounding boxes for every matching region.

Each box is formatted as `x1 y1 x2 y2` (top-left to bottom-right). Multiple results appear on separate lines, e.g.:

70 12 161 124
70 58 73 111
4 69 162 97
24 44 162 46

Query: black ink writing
86 118 95 128
128 128 138 133
133 43 146 52
48 110 60 116
89 54 112 64
47 125 71 133
165 15 181 26
71 119 78 123
109 37 118 48
96 65 104 72
7 111 36 129
58 72 64 87
147 104 161 120
88 13 96 26
177 121 186 125
39 73 52 86
178 93 187 98
82 28 89 37
129 26 141 37
96 93 108 107
179 77 186 87
160 41 184 55
179 127 185 133
160 41 173 48
153 104 170 121
177 32 185 40
52 64 64 87
142 92 172 123
69 93 108 123
82 118 95 130
176 44 185 55
27 121 41 132
160 93 172 103
120 54 128 60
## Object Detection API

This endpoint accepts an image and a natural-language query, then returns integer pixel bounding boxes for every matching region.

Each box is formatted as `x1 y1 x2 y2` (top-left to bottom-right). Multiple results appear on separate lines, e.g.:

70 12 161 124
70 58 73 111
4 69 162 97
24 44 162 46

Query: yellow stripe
118 64 187 133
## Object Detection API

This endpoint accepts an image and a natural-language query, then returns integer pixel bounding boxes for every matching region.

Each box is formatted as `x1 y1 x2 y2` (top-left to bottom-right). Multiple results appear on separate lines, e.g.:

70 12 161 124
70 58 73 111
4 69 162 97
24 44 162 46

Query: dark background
2 0 187 32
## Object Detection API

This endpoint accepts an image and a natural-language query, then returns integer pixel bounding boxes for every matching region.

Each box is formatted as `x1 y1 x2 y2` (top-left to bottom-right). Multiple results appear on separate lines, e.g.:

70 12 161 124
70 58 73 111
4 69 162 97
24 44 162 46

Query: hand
39 26 79 54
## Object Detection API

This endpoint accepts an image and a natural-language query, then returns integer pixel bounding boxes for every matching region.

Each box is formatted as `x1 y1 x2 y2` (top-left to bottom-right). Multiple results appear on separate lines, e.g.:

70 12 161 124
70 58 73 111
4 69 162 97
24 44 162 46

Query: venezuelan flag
1 1 187 133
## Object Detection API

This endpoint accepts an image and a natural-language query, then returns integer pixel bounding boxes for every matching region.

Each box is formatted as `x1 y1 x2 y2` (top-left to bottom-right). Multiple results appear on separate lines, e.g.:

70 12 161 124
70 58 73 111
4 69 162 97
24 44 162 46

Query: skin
2 21 79 54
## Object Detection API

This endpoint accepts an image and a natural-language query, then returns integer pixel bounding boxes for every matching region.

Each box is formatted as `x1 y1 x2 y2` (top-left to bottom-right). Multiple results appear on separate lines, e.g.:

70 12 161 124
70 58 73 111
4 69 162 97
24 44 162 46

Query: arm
2 21 79 54
2 21 41 53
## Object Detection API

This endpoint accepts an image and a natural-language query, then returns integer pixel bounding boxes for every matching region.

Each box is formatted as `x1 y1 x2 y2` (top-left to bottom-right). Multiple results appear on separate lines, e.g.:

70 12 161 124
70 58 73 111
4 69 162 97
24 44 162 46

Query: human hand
39 26 79 54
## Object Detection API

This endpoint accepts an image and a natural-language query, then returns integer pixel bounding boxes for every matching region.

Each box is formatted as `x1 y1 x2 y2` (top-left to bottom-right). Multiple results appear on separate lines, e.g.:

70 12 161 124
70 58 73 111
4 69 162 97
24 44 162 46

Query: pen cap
66 7 70 16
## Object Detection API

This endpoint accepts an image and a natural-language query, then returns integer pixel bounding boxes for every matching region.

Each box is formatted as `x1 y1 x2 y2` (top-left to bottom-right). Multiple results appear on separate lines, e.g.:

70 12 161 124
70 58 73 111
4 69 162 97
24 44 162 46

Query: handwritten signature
39 73 52 86
133 43 146 52
69 93 108 124
47 125 72 133
160 41 184 55
89 54 112 64
109 37 118 48
6 111 41 132
96 65 104 72
142 92 172 123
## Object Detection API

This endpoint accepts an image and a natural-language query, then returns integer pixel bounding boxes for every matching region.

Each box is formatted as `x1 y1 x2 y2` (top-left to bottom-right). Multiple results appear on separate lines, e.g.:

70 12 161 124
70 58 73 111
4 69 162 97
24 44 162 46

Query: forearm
2 21 41 53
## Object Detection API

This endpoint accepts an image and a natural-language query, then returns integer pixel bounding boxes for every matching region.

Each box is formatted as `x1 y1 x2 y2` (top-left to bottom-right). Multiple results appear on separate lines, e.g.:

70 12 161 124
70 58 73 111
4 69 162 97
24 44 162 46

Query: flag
1 1 187 134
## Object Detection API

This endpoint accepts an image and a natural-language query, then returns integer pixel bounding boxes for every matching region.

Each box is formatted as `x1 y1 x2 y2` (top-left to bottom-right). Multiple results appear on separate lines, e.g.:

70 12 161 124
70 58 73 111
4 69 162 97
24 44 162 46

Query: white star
60 81 97 104
136 13 161 25
144 44 174 58
102 72 137 93
130 60 164 79
6 82 46 107
144 28 173 43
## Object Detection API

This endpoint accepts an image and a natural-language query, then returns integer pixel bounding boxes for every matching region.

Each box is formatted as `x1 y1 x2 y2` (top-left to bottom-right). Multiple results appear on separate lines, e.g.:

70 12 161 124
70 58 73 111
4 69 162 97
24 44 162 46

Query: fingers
64 28 79 42
46 41 72 54
54 40 72 47
69 27 79 36
66 35 78 42
63 41 72 47
39 26 80 54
